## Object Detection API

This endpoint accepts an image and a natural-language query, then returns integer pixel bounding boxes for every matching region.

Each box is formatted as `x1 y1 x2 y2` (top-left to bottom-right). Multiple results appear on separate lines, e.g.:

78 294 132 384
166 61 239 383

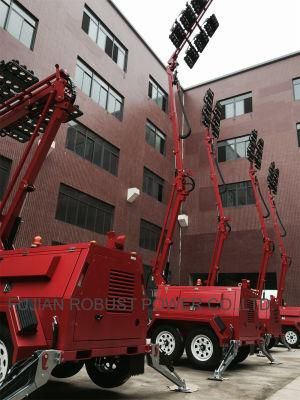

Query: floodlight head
247 130 258 163
194 29 209 53
204 14 219 37
211 102 222 138
169 21 186 49
254 138 264 170
180 4 197 31
201 89 214 127
184 44 199 69
191 0 208 15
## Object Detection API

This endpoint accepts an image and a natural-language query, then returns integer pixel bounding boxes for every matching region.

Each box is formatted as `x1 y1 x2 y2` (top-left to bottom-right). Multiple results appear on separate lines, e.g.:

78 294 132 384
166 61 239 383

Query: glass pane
235 100 244 116
86 206 96 231
75 132 85 157
247 183 255 204
103 148 110 171
107 93 116 113
0 1 9 28
155 135 161 152
236 141 246 158
19 20 34 48
103 213 112 233
237 186 246 205
110 154 118 175
77 202 87 228
97 28 106 49
88 19 97 42
227 189 236 207
81 12 90 33
112 44 118 63
82 72 92 96
91 80 101 103
225 144 236 160
117 50 125 69
218 146 226 162
113 100 122 119
55 193 68 221
74 66 84 89
85 137 94 161
99 87 108 109
66 127 76 150
12 2 35 25
93 142 103 166
66 197 77 224
156 91 163 109
105 35 113 57
95 210 104 234
294 83 300 100
6 9 23 40
157 184 163 202
151 85 158 100
225 103 234 119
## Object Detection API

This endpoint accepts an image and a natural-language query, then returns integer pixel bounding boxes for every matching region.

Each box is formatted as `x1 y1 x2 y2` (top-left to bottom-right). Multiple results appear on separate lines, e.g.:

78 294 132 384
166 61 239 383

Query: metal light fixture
169 21 186 49
247 130 258 163
180 4 197 31
211 101 222 138
184 44 199 69
194 28 209 53
254 138 264 170
191 0 208 15
267 162 279 195
201 88 214 127
204 14 219 37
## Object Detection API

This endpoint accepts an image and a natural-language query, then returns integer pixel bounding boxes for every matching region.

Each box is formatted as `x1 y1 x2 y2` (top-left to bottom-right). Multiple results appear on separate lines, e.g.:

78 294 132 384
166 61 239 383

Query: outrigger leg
280 333 293 352
209 340 240 381
257 334 281 364
0 350 61 400
147 345 197 393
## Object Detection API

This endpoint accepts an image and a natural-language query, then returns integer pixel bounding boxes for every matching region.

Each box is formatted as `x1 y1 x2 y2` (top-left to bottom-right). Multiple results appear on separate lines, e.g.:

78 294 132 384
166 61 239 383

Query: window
0 0 38 49
218 135 250 162
145 120 166 155
55 184 114 234
143 168 164 202
66 122 119 175
82 5 128 71
220 181 254 207
139 219 161 251
297 123 300 146
220 92 252 119
75 58 124 120
0 155 12 200
148 77 168 112
293 78 300 100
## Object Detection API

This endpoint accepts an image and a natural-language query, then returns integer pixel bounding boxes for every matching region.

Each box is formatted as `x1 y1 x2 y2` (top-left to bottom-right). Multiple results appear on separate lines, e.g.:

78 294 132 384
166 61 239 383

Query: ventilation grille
106 269 135 313
247 299 255 323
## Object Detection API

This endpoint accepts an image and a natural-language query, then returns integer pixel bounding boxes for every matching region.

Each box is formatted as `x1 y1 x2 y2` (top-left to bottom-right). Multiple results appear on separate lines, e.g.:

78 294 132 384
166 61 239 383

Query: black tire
51 361 84 378
185 327 222 370
0 326 13 384
151 324 184 364
283 327 300 348
85 356 131 388
231 345 250 366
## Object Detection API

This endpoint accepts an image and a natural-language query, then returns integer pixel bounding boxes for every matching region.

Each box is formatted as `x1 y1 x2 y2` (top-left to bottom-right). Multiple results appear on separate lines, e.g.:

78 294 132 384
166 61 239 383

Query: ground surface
30 347 300 400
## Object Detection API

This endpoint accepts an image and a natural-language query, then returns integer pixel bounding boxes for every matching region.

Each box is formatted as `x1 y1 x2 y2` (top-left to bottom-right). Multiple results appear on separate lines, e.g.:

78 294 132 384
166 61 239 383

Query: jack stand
0 350 61 400
257 335 281 364
208 340 240 381
147 345 197 393
280 334 294 352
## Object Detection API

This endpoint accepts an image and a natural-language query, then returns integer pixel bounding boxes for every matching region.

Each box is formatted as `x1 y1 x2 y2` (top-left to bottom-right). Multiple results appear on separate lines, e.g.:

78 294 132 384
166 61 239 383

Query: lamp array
268 161 280 195
201 88 214 127
0 60 39 104
247 130 264 170
169 1 219 69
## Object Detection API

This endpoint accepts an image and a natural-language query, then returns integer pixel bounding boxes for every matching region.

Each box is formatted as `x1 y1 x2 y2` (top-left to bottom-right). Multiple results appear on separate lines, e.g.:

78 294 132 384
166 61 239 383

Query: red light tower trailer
265 162 298 348
147 0 274 378
0 61 189 400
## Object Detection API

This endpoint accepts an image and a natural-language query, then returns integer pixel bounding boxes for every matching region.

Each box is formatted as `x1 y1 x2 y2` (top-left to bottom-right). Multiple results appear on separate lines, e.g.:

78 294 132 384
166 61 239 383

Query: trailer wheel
0 327 13 384
51 361 84 378
85 356 131 388
151 325 184 363
284 328 300 348
231 345 250 365
185 327 222 370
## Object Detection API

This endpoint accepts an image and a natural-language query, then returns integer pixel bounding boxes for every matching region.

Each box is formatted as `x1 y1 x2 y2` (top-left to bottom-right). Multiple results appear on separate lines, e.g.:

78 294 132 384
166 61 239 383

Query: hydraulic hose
177 85 192 139
257 181 270 219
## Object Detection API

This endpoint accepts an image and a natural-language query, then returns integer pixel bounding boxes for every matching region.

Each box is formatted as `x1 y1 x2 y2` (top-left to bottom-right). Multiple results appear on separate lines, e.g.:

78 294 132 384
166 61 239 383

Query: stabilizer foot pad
168 384 198 393
208 377 229 381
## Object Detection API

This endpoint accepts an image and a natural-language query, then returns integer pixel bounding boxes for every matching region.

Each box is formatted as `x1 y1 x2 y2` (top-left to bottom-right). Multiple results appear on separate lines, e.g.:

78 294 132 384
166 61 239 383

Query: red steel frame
248 164 274 297
0 66 78 249
152 0 214 286
205 127 230 286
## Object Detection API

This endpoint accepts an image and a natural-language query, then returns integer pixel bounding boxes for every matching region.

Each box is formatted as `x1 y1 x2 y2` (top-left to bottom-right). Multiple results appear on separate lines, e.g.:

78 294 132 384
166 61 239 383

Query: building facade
181 53 300 305
1 1 300 304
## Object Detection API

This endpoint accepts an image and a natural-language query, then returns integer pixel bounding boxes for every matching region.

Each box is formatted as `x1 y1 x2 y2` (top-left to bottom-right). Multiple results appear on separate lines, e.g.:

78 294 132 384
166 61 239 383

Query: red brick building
1 1 300 304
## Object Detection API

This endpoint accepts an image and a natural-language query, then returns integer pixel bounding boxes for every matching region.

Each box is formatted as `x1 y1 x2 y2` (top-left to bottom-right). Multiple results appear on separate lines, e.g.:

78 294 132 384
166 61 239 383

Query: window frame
293 78 300 101
55 183 114 235
1 0 38 50
66 121 119 176
220 92 252 120
143 167 164 202
75 58 124 120
217 134 250 162
148 76 168 113
82 5 128 72
139 219 162 251
219 181 254 208
297 123 300 146
145 120 166 155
